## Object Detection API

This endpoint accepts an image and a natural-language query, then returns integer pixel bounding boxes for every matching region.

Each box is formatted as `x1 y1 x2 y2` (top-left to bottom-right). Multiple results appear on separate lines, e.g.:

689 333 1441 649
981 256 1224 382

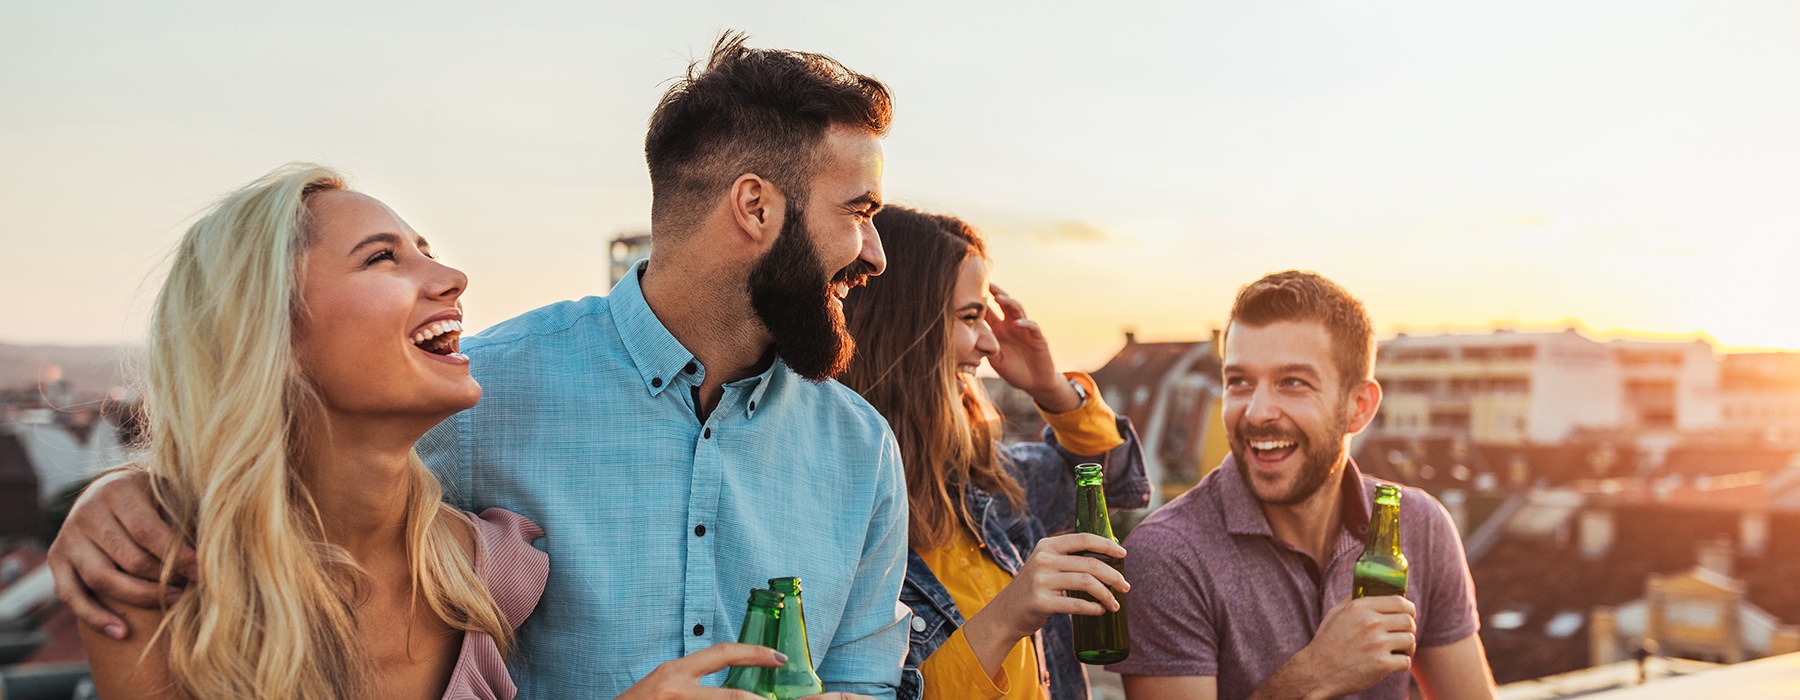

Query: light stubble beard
1231 402 1353 506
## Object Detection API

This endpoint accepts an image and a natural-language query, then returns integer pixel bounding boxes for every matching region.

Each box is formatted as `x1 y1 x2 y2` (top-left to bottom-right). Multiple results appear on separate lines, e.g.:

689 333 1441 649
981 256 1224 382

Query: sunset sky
4 1 1798 370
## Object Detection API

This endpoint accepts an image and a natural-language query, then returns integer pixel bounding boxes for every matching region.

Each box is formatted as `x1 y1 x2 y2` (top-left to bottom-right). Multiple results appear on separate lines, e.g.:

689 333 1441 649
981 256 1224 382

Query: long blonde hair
143 164 511 698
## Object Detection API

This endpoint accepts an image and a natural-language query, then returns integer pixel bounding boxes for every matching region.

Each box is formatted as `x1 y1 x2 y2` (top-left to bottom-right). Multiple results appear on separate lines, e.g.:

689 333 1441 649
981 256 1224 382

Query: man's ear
728 174 785 245
1345 378 1384 435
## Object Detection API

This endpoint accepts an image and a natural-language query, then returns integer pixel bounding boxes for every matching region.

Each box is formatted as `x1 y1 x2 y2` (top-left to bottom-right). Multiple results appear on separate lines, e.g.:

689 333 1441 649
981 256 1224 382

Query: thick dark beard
1231 402 1352 506
746 202 868 381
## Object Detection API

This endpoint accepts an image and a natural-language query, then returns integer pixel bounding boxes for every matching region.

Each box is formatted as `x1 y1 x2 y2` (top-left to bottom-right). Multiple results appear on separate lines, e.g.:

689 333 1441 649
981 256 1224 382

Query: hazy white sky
4 1 1799 369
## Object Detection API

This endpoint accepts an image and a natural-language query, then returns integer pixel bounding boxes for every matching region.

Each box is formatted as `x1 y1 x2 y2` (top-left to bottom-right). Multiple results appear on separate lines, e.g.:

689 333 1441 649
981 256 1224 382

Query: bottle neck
774 601 812 657
1075 481 1114 540
1365 502 1402 555
740 606 781 646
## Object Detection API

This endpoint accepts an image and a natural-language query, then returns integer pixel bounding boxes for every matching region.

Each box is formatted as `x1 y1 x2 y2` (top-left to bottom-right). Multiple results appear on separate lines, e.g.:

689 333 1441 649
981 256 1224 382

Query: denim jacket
899 417 1149 700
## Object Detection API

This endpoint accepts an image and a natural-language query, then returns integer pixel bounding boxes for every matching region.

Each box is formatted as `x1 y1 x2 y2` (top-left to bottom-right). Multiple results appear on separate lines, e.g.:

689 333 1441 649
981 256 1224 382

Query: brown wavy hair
645 30 893 237
840 207 1026 551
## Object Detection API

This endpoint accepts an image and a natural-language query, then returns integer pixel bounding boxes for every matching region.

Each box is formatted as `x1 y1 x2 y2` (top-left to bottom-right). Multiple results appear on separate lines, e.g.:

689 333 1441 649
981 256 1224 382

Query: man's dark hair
1226 270 1375 393
645 31 893 235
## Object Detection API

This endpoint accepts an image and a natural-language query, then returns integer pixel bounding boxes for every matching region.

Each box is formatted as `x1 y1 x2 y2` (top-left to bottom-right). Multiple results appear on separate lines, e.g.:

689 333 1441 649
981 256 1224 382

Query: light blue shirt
418 263 909 699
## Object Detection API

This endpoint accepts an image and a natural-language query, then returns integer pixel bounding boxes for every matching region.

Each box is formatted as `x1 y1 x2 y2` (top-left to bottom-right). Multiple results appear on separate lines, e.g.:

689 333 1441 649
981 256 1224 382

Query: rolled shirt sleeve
1036 371 1125 457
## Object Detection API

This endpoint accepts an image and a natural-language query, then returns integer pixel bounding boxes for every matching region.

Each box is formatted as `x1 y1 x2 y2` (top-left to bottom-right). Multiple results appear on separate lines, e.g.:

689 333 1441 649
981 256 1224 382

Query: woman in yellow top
840 206 1150 700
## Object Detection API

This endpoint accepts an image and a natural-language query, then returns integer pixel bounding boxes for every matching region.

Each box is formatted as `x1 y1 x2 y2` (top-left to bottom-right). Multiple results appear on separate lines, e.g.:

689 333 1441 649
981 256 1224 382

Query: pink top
442 508 549 700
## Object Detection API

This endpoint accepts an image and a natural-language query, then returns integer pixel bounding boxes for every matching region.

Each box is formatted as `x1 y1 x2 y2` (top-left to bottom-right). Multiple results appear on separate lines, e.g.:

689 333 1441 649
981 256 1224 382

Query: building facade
1376 330 1721 445
1718 353 1800 444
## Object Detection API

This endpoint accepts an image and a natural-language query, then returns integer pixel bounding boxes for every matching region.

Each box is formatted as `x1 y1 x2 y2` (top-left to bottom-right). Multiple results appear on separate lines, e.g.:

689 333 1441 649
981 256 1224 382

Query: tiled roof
1356 435 1643 490
1090 339 1214 428
1660 446 1799 478
1471 507 1800 684
1090 337 1223 489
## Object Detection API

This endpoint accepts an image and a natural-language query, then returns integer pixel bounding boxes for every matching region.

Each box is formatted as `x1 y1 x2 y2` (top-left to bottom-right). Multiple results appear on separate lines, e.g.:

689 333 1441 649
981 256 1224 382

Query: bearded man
1112 271 1496 700
49 33 906 700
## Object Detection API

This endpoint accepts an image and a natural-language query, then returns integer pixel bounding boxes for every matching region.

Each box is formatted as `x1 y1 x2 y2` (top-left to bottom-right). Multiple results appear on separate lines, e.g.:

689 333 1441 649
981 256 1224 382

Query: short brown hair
644 31 893 235
1226 270 1374 392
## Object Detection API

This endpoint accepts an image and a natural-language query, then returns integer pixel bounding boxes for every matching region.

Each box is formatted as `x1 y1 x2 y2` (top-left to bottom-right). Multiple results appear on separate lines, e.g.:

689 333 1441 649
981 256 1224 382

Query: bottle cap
748 588 786 608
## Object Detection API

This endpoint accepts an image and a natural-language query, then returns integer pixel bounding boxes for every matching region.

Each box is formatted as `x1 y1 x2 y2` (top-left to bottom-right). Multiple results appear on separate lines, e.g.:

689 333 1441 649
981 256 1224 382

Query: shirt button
685 362 698 374
911 617 927 632
694 524 706 537
749 401 756 411
693 624 705 636
703 427 712 439
651 377 663 388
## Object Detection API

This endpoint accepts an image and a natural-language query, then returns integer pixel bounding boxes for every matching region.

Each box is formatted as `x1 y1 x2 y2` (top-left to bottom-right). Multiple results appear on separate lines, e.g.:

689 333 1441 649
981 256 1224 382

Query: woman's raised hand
984 284 1081 413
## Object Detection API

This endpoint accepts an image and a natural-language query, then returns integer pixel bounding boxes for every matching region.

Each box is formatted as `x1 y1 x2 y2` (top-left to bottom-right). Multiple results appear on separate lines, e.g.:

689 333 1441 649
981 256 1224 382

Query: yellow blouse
916 523 1043 700
913 372 1124 700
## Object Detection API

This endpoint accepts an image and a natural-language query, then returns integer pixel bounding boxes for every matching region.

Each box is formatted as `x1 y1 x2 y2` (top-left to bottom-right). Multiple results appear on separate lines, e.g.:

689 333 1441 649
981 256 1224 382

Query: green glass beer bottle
721 588 784 699
1353 484 1408 598
1071 463 1130 664
766 577 824 699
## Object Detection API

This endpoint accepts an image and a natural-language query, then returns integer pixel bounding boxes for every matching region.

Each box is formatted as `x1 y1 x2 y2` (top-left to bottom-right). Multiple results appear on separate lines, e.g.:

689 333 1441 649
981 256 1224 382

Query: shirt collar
608 261 699 398
1218 453 1374 539
742 361 776 419
608 260 778 418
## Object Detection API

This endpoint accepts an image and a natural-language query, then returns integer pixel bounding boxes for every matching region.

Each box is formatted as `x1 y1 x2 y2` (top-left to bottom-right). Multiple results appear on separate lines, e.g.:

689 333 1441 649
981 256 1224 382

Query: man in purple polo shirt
1112 271 1496 700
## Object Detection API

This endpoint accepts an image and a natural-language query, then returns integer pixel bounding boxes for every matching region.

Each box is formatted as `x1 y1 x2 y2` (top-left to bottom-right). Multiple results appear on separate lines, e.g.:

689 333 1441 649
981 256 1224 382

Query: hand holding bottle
1254 596 1416 699
616 643 788 700
961 533 1129 675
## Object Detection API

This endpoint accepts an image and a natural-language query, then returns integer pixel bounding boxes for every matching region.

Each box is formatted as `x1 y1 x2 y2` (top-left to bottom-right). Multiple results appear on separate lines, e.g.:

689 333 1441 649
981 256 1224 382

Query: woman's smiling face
292 190 480 424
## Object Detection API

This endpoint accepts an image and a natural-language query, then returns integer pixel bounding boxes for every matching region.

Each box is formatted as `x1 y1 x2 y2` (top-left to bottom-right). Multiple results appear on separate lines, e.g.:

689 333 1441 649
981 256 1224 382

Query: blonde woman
60 163 800 699
73 165 542 699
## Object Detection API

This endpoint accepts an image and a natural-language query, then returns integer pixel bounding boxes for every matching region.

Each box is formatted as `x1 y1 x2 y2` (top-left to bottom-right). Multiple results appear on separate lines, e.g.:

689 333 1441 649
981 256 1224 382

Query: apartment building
1377 330 1624 443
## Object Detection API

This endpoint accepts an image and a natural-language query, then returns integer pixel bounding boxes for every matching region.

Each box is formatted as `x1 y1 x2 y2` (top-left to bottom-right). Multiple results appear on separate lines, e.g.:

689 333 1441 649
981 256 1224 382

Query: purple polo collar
1217 453 1375 540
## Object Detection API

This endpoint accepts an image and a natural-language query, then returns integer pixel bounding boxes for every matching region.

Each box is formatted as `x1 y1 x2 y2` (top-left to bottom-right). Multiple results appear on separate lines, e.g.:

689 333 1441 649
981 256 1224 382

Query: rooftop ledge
1499 652 1800 699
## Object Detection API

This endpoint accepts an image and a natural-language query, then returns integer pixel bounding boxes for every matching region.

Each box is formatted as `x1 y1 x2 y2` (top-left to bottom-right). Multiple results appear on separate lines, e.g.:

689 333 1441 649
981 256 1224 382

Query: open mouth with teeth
1247 438 1299 464
830 277 866 305
830 264 872 305
412 320 463 356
